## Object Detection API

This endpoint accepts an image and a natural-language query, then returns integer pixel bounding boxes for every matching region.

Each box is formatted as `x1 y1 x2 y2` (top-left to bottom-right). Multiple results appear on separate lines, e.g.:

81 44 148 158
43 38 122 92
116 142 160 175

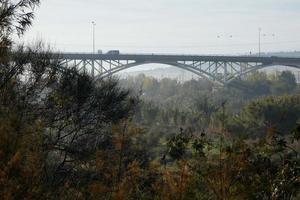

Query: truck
106 50 120 55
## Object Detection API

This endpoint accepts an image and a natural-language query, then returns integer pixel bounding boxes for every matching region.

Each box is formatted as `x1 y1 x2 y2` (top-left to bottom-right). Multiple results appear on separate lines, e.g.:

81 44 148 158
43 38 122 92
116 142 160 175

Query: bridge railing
56 52 257 57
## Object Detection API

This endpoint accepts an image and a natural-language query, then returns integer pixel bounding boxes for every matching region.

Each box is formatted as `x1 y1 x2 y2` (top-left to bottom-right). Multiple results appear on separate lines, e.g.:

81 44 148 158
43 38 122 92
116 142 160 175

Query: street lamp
92 21 96 54
258 27 262 56
258 28 276 56
91 21 96 77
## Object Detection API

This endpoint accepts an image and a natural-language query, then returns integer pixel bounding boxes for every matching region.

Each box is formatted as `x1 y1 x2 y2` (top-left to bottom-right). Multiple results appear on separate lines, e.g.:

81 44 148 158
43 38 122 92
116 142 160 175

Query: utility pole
91 21 96 77
258 27 262 56
92 21 96 54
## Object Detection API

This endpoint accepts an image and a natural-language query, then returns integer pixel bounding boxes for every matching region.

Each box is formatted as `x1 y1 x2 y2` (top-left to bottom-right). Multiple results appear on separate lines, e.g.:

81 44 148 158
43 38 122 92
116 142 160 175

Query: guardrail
56 52 266 57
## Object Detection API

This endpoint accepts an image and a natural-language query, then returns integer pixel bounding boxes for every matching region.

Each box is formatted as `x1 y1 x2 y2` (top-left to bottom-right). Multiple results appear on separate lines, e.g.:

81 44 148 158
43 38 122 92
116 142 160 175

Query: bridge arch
96 61 225 85
95 61 300 85
227 63 300 83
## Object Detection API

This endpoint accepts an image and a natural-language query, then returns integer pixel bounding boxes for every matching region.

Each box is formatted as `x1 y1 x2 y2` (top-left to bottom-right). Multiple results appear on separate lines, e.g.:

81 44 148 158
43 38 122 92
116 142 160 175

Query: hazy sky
21 0 300 54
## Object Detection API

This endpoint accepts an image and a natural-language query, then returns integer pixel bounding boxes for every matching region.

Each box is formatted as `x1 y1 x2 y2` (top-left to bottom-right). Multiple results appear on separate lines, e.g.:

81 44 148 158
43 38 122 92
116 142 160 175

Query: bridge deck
57 53 300 63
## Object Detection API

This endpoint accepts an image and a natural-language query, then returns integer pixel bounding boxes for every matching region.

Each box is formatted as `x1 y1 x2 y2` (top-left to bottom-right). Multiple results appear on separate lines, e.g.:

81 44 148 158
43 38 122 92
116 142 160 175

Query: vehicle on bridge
106 50 120 55
97 50 103 54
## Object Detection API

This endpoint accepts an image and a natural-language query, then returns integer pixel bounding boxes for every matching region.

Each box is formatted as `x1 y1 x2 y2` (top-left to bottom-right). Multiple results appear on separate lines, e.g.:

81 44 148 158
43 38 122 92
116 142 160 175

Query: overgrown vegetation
0 1 300 199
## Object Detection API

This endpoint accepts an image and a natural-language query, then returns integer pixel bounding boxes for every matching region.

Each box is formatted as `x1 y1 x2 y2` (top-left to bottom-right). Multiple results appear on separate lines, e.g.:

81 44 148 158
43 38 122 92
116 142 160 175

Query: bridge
58 53 300 85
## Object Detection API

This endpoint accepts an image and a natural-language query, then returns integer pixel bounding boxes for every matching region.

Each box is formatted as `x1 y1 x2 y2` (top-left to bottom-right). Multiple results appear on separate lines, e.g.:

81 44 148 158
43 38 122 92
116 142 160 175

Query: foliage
162 126 300 200
0 0 40 52
227 94 300 138
1 1 138 197
1 1 300 199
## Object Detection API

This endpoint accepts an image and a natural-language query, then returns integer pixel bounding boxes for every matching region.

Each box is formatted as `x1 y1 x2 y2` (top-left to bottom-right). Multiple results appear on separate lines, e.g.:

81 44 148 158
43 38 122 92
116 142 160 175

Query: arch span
95 61 300 86
96 61 225 85
226 63 300 84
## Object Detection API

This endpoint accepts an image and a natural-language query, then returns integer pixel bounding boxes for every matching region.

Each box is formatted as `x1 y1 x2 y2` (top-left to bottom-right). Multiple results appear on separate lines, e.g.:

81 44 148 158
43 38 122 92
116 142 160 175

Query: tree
163 124 300 200
227 94 300 138
1 0 40 88
271 71 297 94
0 1 46 198
0 0 140 198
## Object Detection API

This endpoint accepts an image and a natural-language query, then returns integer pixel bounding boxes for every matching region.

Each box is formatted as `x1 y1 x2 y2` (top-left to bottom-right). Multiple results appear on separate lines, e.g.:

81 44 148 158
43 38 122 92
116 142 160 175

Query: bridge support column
224 62 228 83
91 60 95 77
83 60 87 74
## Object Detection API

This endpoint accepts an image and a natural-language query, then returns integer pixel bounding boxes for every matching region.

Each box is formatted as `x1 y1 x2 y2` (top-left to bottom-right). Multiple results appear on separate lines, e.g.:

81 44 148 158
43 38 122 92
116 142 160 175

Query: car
106 50 120 55
97 50 103 54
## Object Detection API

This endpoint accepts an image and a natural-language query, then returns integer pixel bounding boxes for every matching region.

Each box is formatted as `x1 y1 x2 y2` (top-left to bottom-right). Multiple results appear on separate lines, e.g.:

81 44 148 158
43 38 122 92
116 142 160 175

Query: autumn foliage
1 1 300 199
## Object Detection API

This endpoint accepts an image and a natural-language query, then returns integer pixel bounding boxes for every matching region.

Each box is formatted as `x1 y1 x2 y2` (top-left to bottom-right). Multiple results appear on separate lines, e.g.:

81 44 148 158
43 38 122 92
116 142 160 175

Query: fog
21 0 300 54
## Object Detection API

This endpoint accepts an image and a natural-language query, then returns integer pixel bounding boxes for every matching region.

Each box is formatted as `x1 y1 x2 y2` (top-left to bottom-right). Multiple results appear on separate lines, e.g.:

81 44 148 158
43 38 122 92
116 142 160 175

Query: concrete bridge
58 53 300 85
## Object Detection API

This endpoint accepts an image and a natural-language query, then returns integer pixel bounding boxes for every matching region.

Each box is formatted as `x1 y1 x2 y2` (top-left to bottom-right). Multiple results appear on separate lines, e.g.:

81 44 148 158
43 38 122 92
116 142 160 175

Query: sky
20 0 300 55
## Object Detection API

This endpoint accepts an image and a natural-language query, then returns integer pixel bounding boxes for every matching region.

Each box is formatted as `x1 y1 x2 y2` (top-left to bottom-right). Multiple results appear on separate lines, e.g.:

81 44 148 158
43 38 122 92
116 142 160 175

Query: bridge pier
92 60 95 78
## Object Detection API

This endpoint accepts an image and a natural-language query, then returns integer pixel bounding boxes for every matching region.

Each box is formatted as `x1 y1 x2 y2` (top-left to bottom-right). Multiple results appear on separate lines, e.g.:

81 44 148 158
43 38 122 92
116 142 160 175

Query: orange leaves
7 152 22 170
0 109 46 199
89 182 112 199
122 160 143 186
154 161 194 200
90 123 150 199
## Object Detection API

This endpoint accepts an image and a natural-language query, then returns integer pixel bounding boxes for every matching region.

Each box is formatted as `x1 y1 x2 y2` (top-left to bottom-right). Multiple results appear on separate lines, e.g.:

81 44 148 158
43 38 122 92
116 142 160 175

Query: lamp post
258 28 276 56
92 21 96 54
91 21 96 77
258 27 262 56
